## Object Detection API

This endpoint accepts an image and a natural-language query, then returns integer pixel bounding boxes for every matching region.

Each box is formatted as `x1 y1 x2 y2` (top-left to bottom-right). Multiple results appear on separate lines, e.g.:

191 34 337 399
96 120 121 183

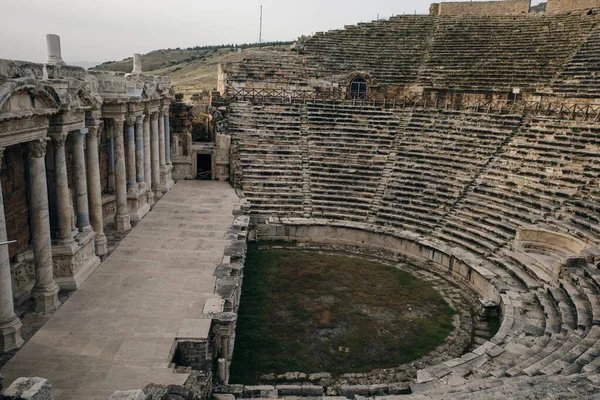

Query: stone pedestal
28 139 60 313
127 186 151 223
52 229 100 291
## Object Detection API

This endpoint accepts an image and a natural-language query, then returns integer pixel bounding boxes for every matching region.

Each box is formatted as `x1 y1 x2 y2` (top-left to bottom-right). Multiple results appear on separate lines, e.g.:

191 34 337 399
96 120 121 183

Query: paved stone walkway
1 181 241 399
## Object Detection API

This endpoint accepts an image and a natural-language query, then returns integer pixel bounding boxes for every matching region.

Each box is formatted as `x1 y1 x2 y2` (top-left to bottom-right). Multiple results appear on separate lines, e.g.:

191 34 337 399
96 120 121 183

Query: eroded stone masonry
6 0 600 398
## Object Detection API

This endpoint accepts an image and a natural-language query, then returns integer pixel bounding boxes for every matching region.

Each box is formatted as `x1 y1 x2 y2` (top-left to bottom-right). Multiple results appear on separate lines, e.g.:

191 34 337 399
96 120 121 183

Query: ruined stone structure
169 97 230 182
214 1 600 399
0 36 174 352
7 0 600 399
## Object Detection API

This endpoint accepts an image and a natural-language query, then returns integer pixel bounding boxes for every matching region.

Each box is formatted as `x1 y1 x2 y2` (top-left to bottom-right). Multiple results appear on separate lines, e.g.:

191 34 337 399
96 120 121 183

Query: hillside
92 42 294 96
530 2 547 12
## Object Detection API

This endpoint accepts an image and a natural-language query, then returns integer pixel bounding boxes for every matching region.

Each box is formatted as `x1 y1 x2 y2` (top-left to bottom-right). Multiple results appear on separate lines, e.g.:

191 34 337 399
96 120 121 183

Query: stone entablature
429 0 531 16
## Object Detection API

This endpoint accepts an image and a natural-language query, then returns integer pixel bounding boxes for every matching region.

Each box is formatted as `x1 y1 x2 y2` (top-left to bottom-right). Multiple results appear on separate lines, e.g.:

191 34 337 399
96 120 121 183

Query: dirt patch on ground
229 245 456 384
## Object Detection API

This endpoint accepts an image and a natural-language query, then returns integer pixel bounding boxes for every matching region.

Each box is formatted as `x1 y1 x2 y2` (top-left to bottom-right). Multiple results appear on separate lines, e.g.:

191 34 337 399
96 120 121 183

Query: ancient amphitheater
3 0 600 398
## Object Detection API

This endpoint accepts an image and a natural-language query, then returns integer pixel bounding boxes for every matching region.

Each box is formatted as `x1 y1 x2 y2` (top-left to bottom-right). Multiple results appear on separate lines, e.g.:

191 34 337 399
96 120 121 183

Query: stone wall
1 144 30 260
547 0 600 12
430 0 531 15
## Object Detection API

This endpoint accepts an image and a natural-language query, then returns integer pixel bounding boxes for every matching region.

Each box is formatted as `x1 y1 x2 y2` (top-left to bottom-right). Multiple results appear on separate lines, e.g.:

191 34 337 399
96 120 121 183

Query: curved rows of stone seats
433 118 600 259
420 11 598 92
225 51 317 89
376 109 522 235
228 101 304 217
225 10 600 96
306 103 403 221
301 16 435 87
253 217 600 398
228 102 600 398
553 23 600 98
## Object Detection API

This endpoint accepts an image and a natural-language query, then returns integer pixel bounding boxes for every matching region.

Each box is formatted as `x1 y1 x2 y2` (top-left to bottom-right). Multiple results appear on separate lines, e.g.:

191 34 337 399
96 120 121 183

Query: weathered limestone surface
2 377 53 400
547 0 600 13
430 0 531 16
0 181 240 400
27 139 60 313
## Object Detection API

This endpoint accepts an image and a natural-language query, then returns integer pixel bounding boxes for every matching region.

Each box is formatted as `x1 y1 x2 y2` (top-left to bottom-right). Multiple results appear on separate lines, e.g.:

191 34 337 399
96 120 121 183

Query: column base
0 315 24 352
147 188 155 206
160 164 175 194
32 284 60 314
95 234 108 256
52 230 101 291
153 189 164 202
115 214 132 232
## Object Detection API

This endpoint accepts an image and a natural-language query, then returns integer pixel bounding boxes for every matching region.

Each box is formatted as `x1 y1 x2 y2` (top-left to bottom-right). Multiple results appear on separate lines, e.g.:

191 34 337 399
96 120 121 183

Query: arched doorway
349 77 368 99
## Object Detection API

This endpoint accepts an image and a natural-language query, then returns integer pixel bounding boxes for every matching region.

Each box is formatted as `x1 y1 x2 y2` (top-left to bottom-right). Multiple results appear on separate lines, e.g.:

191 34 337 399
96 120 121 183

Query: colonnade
0 109 172 352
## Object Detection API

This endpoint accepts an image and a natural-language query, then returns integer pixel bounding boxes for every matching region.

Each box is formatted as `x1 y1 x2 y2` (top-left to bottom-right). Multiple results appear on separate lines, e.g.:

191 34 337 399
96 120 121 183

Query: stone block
2 377 53 400
276 385 302 396
301 385 323 396
242 385 276 398
108 390 146 400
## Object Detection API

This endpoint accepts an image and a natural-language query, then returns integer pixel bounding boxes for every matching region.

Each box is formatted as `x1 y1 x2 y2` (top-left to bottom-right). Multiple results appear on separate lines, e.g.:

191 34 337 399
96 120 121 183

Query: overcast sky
1 0 545 64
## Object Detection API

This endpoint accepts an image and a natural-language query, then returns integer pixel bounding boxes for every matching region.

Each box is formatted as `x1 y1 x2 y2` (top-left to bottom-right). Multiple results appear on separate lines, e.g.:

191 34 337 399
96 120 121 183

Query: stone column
86 123 108 255
125 116 138 191
28 139 60 313
72 129 93 233
159 111 166 168
0 149 24 352
135 116 145 186
106 119 115 193
143 114 153 206
113 118 131 231
150 113 161 198
165 114 172 165
51 134 73 245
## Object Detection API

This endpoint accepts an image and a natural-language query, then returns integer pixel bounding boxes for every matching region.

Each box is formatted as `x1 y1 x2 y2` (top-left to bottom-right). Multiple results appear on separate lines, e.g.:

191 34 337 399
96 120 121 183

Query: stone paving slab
1 181 240 400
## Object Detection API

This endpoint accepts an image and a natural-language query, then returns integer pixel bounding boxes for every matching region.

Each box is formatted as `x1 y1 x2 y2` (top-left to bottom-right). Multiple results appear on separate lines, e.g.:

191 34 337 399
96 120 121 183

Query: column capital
150 112 159 122
136 115 146 124
71 128 88 142
125 115 136 128
28 138 49 159
113 117 125 130
50 133 68 147
87 125 100 140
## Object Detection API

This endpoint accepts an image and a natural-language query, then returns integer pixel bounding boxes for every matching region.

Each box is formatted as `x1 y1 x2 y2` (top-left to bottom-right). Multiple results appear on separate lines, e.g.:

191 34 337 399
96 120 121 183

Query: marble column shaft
86 124 108 255
135 116 145 185
72 129 92 232
165 115 171 164
143 115 154 206
125 117 137 190
0 149 24 352
106 120 116 193
28 139 60 313
158 111 166 167
51 134 73 244
113 118 131 231
150 113 161 192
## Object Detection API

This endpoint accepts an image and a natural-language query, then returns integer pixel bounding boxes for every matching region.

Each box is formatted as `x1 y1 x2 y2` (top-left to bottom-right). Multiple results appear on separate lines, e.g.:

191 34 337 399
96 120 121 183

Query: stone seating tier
225 10 600 96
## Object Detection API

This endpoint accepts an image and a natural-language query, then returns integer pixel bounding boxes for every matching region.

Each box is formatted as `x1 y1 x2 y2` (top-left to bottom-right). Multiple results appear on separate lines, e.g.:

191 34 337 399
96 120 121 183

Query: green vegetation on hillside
229 244 456 384
92 41 294 95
